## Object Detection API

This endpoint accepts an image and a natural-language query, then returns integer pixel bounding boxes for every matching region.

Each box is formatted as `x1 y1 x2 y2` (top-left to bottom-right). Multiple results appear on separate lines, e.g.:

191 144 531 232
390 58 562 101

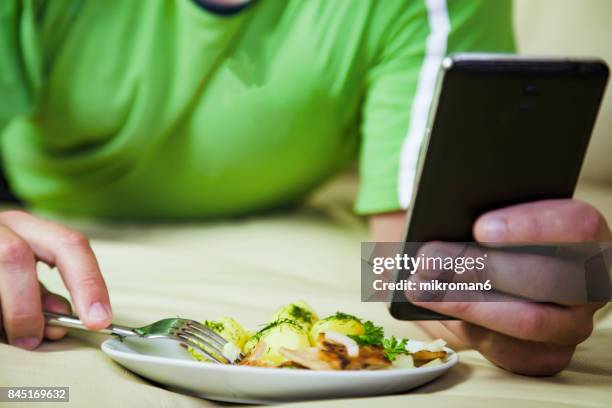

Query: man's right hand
0 210 112 349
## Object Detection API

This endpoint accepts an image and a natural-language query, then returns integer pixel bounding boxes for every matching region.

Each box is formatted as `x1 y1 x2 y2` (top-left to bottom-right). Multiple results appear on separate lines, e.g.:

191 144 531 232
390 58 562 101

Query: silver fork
44 311 243 364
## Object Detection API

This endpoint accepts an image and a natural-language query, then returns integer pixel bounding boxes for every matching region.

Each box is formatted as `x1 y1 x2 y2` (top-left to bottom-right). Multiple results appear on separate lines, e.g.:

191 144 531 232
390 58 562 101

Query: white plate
101 338 458 404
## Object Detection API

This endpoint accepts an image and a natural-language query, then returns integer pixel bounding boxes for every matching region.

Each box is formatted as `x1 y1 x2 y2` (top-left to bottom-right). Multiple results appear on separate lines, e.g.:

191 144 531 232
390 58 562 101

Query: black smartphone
390 54 609 320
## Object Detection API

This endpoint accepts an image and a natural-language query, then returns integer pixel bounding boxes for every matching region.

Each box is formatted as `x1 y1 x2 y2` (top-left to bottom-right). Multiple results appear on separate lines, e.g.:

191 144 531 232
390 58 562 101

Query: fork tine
185 325 245 360
184 323 225 348
182 328 244 363
179 329 226 356
177 334 229 364
179 341 225 365
182 328 226 355
185 320 228 346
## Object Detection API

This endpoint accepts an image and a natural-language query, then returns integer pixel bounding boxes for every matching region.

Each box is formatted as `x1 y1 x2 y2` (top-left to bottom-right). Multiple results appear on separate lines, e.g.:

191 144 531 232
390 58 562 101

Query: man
0 0 607 376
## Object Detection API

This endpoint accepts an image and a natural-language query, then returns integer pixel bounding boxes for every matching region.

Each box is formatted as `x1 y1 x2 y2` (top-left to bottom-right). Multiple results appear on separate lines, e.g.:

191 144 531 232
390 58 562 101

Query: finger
0 224 44 349
474 199 610 243
40 284 72 340
440 320 575 376
405 281 520 302
411 301 594 346
414 242 588 302
0 211 112 330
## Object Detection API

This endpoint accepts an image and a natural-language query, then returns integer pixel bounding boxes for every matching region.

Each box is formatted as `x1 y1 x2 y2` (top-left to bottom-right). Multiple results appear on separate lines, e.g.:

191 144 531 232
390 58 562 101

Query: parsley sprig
334 311 410 362
348 320 384 346
381 336 409 361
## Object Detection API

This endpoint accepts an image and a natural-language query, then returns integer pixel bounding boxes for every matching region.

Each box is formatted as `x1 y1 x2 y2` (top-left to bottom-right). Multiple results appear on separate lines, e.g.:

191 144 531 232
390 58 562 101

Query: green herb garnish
329 312 360 321
251 318 303 343
382 336 409 361
289 305 313 325
348 320 384 346
204 320 224 333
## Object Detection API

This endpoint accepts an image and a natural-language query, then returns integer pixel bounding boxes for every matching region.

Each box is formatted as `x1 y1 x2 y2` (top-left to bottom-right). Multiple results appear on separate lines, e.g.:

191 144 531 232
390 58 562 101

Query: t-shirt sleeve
0 0 42 128
355 0 515 215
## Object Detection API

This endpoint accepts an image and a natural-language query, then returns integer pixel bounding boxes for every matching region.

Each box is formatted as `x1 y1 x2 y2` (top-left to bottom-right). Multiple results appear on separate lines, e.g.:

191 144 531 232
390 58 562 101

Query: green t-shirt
0 0 514 218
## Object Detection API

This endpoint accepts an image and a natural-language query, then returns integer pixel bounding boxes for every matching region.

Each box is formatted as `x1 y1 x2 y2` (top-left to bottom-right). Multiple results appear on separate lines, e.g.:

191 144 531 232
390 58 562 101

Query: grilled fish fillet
278 338 391 371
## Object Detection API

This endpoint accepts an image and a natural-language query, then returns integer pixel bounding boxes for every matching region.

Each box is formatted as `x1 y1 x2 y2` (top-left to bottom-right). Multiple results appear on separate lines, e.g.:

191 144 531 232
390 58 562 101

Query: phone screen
390 54 609 320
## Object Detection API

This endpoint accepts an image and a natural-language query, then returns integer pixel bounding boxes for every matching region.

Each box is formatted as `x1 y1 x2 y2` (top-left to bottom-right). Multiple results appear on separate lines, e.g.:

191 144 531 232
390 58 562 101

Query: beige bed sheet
1 179 611 407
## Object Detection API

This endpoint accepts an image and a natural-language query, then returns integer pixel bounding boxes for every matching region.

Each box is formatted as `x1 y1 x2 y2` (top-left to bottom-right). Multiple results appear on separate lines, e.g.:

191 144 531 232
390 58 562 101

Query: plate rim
101 338 458 378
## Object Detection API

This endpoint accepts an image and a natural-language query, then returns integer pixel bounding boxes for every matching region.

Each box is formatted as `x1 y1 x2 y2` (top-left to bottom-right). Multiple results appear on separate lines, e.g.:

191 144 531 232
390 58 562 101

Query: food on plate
309 312 365 341
278 332 390 370
242 319 311 365
271 301 318 331
188 316 250 362
208 316 251 349
404 339 447 367
188 301 448 370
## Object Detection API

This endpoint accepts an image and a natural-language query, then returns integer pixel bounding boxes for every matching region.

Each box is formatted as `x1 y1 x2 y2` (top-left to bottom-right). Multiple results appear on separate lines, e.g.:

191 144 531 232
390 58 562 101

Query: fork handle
44 311 138 338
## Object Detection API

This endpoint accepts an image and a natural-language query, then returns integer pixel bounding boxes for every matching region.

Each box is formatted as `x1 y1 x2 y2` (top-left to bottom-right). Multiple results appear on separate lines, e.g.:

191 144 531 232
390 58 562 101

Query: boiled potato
189 317 250 363
244 319 310 364
270 300 318 330
243 333 259 354
205 316 250 349
309 312 365 344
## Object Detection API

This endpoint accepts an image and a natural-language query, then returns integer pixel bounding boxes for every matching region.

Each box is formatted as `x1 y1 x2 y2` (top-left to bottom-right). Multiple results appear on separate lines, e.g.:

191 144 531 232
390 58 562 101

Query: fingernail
481 217 507 242
14 336 39 350
88 302 110 323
